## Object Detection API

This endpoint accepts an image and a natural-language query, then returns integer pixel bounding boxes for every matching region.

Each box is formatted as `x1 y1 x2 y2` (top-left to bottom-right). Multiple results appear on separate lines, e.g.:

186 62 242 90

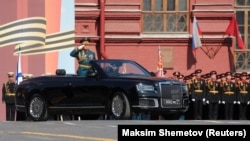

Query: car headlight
182 85 188 92
182 84 188 96
136 83 155 92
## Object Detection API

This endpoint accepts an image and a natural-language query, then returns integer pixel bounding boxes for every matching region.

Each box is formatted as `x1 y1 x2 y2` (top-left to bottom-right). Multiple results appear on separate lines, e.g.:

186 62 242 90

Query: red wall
0 0 20 121
75 0 236 77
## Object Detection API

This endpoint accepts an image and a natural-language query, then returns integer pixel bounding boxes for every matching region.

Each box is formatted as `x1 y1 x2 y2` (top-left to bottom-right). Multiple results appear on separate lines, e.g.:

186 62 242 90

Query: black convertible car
15 59 189 121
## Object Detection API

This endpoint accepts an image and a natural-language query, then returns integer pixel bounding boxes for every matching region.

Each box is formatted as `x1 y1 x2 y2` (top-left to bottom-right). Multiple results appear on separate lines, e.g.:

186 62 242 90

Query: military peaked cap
206 73 211 78
210 70 217 75
241 72 248 77
7 72 14 77
80 37 90 43
233 73 240 78
195 69 202 74
216 74 221 79
191 73 197 77
225 72 232 76
220 73 226 78
173 71 181 76
178 74 184 79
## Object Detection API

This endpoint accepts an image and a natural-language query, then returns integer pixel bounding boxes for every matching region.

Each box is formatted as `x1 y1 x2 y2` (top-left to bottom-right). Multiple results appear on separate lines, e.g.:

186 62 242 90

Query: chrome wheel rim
29 97 44 118
112 95 124 117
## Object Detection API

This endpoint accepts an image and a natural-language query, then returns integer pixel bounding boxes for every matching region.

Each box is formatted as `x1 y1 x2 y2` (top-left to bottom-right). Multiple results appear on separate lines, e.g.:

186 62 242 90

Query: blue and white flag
16 51 23 85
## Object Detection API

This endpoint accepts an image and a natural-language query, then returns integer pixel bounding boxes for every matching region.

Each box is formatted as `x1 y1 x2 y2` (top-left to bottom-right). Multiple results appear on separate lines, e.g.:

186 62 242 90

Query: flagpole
16 45 23 85
194 50 196 71
192 16 202 71
157 45 164 77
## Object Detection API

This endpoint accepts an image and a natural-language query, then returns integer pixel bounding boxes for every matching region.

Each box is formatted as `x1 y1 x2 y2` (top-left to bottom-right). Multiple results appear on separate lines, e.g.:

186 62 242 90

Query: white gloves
202 98 206 104
206 101 209 104
219 100 221 104
78 45 85 50
237 101 240 104
191 99 195 102
222 101 225 104
248 101 250 105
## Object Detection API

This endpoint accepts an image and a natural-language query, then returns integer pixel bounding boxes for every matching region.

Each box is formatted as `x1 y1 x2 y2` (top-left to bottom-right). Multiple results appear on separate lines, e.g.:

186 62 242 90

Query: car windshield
95 60 152 77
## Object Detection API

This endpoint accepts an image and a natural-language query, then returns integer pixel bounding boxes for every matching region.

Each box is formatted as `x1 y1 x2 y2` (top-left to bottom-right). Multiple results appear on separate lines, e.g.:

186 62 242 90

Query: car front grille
160 83 182 108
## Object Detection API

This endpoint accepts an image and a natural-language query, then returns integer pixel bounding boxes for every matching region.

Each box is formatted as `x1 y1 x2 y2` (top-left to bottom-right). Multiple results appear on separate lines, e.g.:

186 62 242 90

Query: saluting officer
236 72 250 120
2 72 17 121
190 69 206 120
206 71 221 120
221 72 237 120
70 37 96 76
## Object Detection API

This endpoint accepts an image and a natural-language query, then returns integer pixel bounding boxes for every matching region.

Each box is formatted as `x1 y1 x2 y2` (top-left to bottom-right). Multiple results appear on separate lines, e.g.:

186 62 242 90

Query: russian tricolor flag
192 16 202 50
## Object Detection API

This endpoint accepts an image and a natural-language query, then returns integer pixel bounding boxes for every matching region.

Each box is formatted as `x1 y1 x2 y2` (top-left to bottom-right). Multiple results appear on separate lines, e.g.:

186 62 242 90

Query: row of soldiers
173 69 250 120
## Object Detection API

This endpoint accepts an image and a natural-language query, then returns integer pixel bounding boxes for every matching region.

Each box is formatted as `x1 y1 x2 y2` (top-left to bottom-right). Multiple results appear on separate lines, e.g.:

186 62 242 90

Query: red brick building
75 0 249 77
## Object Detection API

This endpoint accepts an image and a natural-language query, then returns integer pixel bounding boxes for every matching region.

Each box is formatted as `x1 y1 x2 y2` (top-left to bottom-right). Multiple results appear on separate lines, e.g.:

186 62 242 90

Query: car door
66 76 110 109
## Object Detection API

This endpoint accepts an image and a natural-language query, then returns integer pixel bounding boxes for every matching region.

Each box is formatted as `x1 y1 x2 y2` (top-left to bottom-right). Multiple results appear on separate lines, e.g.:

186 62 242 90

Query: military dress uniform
236 72 250 120
70 37 96 76
190 69 206 120
183 75 193 120
206 71 221 120
217 73 225 119
221 72 236 120
2 72 17 121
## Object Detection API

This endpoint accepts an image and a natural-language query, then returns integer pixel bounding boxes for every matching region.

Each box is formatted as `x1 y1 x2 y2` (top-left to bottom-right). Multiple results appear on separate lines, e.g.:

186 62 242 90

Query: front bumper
132 97 189 114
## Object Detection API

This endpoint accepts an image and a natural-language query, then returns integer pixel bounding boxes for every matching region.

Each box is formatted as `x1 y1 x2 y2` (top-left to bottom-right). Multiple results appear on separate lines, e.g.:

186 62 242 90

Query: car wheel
111 92 131 120
27 94 48 121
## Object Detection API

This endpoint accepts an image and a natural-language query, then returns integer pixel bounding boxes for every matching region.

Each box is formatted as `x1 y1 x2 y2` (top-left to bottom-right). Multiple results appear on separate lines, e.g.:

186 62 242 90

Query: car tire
111 92 131 120
27 94 48 121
